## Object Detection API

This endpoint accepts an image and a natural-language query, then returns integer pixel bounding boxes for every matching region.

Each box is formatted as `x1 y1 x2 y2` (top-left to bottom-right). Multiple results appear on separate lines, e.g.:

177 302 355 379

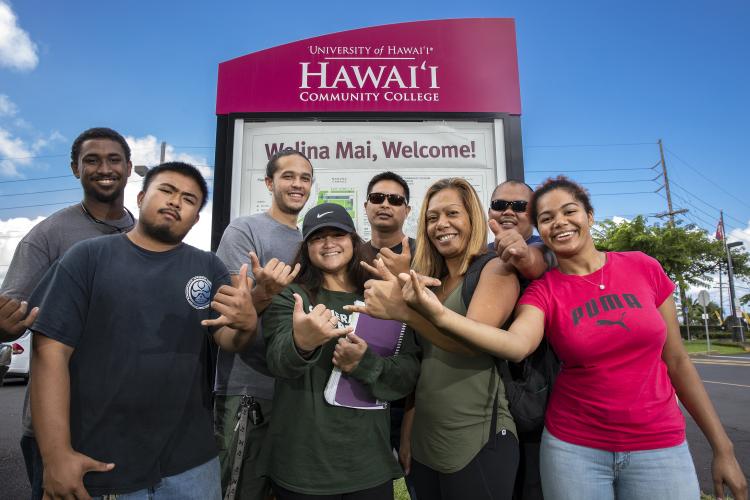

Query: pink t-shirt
519 251 685 451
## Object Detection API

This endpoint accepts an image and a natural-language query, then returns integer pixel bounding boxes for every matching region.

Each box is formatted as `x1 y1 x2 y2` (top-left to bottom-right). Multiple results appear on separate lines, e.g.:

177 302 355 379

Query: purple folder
324 305 406 410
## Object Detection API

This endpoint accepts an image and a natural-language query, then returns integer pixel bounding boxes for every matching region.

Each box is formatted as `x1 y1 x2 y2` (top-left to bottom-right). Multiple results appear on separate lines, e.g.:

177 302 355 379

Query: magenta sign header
216 19 521 115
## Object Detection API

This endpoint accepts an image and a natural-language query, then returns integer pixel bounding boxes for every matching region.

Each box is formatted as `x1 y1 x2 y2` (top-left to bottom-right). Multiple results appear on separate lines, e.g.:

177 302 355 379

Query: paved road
1 355 748 499
0 379 31 499
686 353 750 496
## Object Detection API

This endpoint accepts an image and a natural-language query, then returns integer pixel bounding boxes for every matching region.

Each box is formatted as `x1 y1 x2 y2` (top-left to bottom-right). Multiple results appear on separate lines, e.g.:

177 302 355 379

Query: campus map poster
231 121 506 239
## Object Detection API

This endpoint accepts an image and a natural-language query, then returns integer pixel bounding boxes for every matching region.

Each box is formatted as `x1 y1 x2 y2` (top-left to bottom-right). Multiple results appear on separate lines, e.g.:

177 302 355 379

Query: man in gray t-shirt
0 127 136 500
213 148 313 500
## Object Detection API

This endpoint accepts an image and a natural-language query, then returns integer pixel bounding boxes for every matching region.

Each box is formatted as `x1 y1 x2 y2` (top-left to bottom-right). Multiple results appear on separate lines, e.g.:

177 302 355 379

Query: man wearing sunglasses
363 171 418 500
488 180 549 280
363 171 415 276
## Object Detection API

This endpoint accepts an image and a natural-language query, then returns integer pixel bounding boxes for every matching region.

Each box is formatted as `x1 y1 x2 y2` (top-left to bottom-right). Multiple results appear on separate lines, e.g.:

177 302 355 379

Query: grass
394 479 409 500
683 340 746 355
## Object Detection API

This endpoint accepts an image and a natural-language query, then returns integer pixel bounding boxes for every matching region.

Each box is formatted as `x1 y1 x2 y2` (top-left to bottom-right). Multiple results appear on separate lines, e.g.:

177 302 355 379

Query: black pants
513 438 543 500
411 431 519 500
272 481 393 500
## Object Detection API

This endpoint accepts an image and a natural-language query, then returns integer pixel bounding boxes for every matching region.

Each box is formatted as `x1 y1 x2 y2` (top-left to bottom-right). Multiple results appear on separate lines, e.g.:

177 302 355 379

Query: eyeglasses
367 192 407 206
490 199 528 213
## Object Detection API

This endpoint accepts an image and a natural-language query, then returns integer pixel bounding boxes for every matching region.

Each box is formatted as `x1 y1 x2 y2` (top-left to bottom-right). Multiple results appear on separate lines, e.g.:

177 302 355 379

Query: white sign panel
232 121 506 239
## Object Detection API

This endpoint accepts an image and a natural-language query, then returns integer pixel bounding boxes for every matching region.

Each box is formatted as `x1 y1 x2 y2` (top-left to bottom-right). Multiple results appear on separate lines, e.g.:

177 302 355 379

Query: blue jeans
540 428 699 500
92 457 221 500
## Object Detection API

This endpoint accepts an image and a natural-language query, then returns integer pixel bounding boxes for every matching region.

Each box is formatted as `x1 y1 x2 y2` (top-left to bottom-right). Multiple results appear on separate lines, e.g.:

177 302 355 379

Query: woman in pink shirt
398 176 746 500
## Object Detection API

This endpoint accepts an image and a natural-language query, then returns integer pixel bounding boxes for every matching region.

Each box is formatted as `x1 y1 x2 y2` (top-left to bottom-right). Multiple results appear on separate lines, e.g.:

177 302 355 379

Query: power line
527 167 656 173
1 187 80 197
526 142 655 149
589 191 656 196
0 175 71 184
664 147 750 211
669 180 747 228
527 178 658 185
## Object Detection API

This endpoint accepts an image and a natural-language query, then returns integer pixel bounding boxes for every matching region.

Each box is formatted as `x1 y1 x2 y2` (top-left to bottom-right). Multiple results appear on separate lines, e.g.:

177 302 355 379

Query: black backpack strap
461 252 496 308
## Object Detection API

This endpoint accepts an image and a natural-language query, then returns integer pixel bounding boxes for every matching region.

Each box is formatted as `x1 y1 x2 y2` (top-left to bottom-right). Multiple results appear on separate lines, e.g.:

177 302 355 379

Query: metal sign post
697 290 711 354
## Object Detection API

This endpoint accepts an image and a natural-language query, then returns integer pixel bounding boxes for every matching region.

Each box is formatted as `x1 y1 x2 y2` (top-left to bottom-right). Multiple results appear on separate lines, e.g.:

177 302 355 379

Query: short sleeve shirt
30 234 229 495
519 251 685 451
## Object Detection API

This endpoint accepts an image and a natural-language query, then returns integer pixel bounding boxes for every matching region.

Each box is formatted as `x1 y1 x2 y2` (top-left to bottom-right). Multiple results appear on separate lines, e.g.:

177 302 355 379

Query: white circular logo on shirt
185 276 212 309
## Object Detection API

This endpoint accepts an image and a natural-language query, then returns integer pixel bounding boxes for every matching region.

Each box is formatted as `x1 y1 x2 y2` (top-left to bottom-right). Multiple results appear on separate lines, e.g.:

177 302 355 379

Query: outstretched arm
401 266 543 362
659 296 747 500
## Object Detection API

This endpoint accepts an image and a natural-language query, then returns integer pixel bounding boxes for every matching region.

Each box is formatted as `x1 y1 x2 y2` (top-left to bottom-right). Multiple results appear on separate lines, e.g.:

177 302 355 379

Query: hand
712 449 748 500
332 332 368 373
292 293 352 352
202 264 258 332
42 449 114 500
375 236 412 277
0 294 39 342
489 219 530 266
249 252 300 299
398 270 445 321
347 259 410 322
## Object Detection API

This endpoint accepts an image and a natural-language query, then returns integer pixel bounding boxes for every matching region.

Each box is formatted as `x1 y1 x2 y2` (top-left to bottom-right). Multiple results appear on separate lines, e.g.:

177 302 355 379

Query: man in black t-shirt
363 171 417 499
29 163 258 499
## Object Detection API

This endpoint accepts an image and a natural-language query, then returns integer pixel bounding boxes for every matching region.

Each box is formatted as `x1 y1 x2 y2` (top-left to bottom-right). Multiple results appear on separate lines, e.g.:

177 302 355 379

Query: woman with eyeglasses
351 178 522 500
259 203 421 500
395 176 747 500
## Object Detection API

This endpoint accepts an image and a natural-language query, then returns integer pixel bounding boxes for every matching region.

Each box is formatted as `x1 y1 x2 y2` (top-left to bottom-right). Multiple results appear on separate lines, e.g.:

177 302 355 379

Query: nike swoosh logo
316 211 333 218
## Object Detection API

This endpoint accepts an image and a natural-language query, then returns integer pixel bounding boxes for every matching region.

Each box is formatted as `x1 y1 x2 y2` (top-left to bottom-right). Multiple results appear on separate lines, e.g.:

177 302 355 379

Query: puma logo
596 312 629 331
316 211 333 218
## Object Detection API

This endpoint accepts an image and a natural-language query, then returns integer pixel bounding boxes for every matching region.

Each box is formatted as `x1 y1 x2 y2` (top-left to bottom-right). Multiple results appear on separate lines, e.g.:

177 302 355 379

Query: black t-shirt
365 237 416 416
30 234 230 495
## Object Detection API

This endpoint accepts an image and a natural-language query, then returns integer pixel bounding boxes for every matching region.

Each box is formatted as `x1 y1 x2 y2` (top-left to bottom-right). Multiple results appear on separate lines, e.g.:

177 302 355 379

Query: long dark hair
292 231 371 304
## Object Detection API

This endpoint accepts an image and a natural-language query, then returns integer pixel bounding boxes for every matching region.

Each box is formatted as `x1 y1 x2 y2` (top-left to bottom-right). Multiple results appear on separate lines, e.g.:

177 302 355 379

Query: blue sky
1 0 749 299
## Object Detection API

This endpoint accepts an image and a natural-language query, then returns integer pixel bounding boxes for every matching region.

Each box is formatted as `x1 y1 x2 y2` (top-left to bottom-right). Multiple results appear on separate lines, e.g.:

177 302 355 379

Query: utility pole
722 215 746 342
658 139 675 224
160 141 167 164
718 262 724 318
657 139 691 338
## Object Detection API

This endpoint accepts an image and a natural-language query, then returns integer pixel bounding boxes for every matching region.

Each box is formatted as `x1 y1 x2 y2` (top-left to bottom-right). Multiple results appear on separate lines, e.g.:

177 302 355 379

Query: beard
273 190 306 215
140 219 189 245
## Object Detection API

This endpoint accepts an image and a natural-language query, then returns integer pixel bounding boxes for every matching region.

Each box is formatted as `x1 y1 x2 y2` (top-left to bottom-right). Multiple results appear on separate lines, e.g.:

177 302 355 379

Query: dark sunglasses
490 199 528 212
367 192 407 206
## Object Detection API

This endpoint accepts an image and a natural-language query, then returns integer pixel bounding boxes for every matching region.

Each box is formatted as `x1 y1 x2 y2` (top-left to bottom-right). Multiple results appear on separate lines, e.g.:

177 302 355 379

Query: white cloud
0 136 214 282
0 126 32 176
728 224 750 247
0 1 38 71
0 93 18 116
0 215 44 282
124 135 213 250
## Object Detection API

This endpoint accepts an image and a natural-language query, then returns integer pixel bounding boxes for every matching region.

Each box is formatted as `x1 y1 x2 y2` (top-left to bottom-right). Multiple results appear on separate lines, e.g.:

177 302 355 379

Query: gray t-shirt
214 212 302 398
1 203 135 437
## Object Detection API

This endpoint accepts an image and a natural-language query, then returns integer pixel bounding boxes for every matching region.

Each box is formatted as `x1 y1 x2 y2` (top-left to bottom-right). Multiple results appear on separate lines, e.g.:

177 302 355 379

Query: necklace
577 254 606 290
80 202 135 233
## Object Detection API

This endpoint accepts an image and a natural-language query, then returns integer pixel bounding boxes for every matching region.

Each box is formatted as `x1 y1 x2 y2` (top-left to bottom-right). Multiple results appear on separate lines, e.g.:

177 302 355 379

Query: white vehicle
2 330 30 382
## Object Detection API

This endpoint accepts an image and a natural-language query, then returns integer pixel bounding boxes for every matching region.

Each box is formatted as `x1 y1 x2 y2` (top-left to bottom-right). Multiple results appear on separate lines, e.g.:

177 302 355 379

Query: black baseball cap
302 203 356 241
